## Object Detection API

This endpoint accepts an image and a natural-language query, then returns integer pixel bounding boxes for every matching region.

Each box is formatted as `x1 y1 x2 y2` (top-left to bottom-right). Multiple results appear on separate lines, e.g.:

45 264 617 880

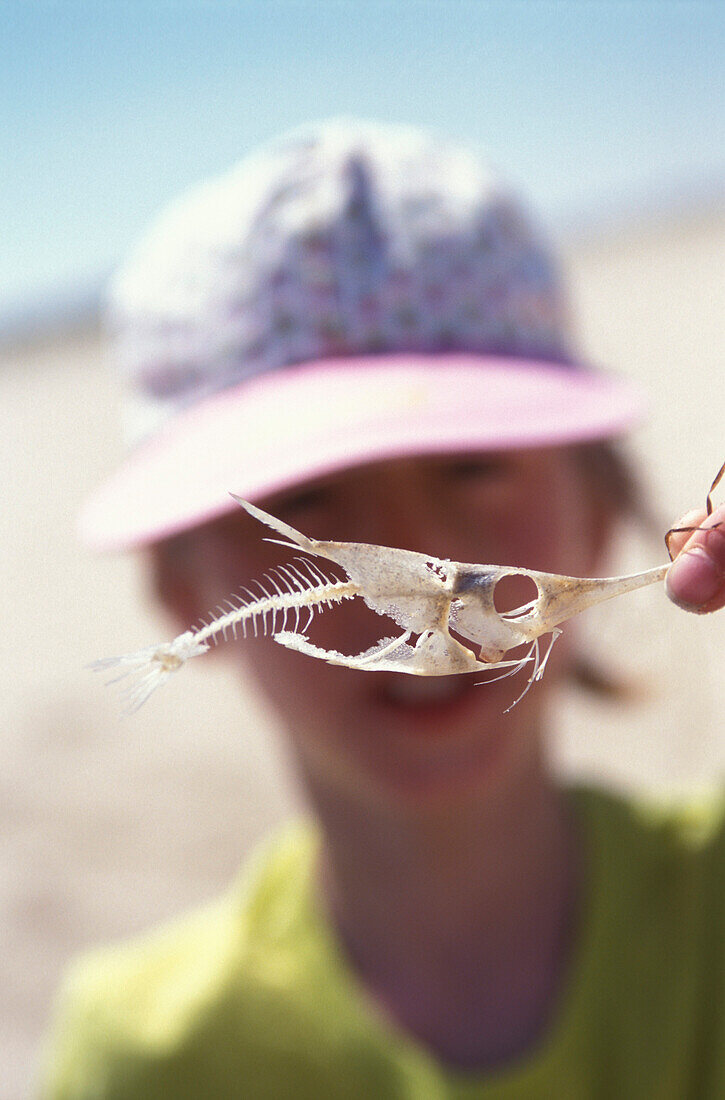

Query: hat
80 118 644 550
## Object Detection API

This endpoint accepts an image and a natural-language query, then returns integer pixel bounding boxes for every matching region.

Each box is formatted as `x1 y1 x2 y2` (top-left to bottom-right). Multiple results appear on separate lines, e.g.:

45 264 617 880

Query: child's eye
443 457 510 482
270 485 332 519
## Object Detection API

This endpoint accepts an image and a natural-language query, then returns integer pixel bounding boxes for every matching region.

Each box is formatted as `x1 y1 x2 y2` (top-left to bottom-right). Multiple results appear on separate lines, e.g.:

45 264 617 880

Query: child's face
163 448 608 808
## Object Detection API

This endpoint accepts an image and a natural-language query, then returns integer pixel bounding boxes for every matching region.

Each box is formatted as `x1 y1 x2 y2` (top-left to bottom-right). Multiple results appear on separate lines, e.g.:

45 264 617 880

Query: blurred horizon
3 1 724 337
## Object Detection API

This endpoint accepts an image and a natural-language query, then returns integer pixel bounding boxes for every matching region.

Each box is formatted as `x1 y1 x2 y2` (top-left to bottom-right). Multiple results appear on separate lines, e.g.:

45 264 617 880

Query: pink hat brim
79 354 645 551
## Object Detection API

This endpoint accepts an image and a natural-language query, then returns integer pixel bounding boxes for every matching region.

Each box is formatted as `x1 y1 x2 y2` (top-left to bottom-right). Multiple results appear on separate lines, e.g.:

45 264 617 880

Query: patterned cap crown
110 118 573 444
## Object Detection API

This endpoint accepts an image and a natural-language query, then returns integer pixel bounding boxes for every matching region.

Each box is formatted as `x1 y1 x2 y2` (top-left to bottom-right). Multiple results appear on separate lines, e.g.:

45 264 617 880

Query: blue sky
3 1 723 320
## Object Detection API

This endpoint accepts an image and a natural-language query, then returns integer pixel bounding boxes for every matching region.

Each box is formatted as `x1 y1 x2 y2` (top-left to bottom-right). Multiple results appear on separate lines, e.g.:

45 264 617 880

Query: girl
44 120 725 1098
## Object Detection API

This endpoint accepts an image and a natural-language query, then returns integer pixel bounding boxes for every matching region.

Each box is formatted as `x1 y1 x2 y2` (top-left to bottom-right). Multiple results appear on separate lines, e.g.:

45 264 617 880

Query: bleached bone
93 495 671 712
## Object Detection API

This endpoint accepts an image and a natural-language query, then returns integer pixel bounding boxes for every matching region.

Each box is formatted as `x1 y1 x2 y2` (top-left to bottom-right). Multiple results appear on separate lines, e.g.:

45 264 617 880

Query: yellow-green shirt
41 788 725 1098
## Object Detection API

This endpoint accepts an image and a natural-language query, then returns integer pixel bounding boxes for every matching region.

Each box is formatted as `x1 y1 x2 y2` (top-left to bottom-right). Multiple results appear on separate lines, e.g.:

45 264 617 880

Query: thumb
665 504 725 614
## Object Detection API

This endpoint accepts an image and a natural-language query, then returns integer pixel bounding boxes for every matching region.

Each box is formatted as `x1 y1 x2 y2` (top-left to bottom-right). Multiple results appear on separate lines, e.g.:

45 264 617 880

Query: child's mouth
381 674 469 704
374 673 484 729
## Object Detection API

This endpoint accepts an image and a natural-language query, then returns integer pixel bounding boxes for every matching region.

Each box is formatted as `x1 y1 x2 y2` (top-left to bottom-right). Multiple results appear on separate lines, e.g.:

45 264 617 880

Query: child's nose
349 463 447 552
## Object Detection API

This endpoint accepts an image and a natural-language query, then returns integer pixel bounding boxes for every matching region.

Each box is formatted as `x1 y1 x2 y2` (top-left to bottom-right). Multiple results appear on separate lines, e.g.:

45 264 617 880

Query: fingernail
666 546 721 609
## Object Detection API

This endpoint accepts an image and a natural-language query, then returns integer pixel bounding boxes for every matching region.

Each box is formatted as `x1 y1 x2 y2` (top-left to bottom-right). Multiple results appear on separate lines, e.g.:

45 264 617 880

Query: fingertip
665 508 708 561
665 544 725 613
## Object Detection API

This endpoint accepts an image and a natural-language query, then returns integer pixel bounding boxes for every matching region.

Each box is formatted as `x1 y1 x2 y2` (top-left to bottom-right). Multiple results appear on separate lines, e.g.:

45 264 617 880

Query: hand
665 504 725 613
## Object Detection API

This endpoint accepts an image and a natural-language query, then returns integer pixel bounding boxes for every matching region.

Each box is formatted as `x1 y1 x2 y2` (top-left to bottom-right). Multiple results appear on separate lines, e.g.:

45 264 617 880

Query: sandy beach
3 204 724 1099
